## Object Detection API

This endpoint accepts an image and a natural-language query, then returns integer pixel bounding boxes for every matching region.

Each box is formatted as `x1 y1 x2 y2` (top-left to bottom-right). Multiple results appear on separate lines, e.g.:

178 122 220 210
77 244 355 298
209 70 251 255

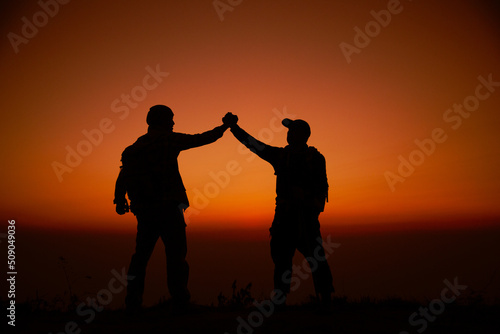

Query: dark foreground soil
11 300 500 334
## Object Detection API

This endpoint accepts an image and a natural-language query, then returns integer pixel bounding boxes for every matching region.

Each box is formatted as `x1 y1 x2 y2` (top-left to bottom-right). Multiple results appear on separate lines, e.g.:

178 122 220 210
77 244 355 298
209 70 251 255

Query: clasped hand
222 112 238 127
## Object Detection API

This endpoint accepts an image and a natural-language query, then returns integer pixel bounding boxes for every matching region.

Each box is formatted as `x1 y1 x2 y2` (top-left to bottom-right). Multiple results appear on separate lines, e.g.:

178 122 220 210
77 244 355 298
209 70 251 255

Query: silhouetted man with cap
114 105 230 312
223 112 334 308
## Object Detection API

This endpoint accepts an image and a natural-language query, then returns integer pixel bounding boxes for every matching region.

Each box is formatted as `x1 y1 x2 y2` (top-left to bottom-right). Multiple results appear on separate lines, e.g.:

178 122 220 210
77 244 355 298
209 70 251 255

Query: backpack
306 146 329 211
277 146 329 212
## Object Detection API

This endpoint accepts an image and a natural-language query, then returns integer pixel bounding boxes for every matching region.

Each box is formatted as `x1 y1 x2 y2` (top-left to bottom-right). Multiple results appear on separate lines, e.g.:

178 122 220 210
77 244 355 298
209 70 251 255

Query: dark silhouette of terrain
11 292 500 334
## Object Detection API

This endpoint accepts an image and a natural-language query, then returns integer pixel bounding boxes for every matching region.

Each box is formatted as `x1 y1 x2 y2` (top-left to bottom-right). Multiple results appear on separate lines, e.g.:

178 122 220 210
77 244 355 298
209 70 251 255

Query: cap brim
282 118 293 127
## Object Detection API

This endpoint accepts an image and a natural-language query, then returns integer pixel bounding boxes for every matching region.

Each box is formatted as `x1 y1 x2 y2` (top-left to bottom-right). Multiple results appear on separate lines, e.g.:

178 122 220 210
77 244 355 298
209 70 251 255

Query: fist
114 199 129 215
223 112 238 126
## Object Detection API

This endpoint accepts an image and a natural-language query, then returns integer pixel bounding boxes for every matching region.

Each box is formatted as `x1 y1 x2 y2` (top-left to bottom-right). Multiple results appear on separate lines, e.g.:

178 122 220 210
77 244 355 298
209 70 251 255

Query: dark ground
10 299 500 334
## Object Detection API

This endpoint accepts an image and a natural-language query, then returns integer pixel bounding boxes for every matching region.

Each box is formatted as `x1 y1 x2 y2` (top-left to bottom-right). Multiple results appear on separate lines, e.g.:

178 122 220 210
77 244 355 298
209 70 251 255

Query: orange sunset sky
1 0 500 233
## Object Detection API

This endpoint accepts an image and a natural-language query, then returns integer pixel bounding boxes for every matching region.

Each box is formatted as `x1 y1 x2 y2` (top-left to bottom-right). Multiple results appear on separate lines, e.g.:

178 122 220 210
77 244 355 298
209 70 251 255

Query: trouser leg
298 229 334 298
270 233 296 296
126 216 160 309
161 217 190 303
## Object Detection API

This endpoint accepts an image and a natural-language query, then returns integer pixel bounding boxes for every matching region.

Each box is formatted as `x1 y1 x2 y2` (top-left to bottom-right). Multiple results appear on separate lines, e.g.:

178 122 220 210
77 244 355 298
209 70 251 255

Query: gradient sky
1 0 500 232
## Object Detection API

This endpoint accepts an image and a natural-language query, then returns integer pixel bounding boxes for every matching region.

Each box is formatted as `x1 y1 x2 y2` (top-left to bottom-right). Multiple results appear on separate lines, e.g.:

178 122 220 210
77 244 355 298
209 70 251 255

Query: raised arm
174 123 229 151
223 113 280 163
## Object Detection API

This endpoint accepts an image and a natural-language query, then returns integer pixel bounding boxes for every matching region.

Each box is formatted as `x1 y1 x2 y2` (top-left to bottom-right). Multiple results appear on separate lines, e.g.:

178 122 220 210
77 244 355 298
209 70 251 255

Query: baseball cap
282 118 311 138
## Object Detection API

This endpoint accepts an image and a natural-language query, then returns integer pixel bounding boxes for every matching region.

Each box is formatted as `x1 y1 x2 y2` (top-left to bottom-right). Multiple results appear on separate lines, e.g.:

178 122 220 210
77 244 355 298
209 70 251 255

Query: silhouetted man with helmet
223 112 334 308
114 105 229 312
